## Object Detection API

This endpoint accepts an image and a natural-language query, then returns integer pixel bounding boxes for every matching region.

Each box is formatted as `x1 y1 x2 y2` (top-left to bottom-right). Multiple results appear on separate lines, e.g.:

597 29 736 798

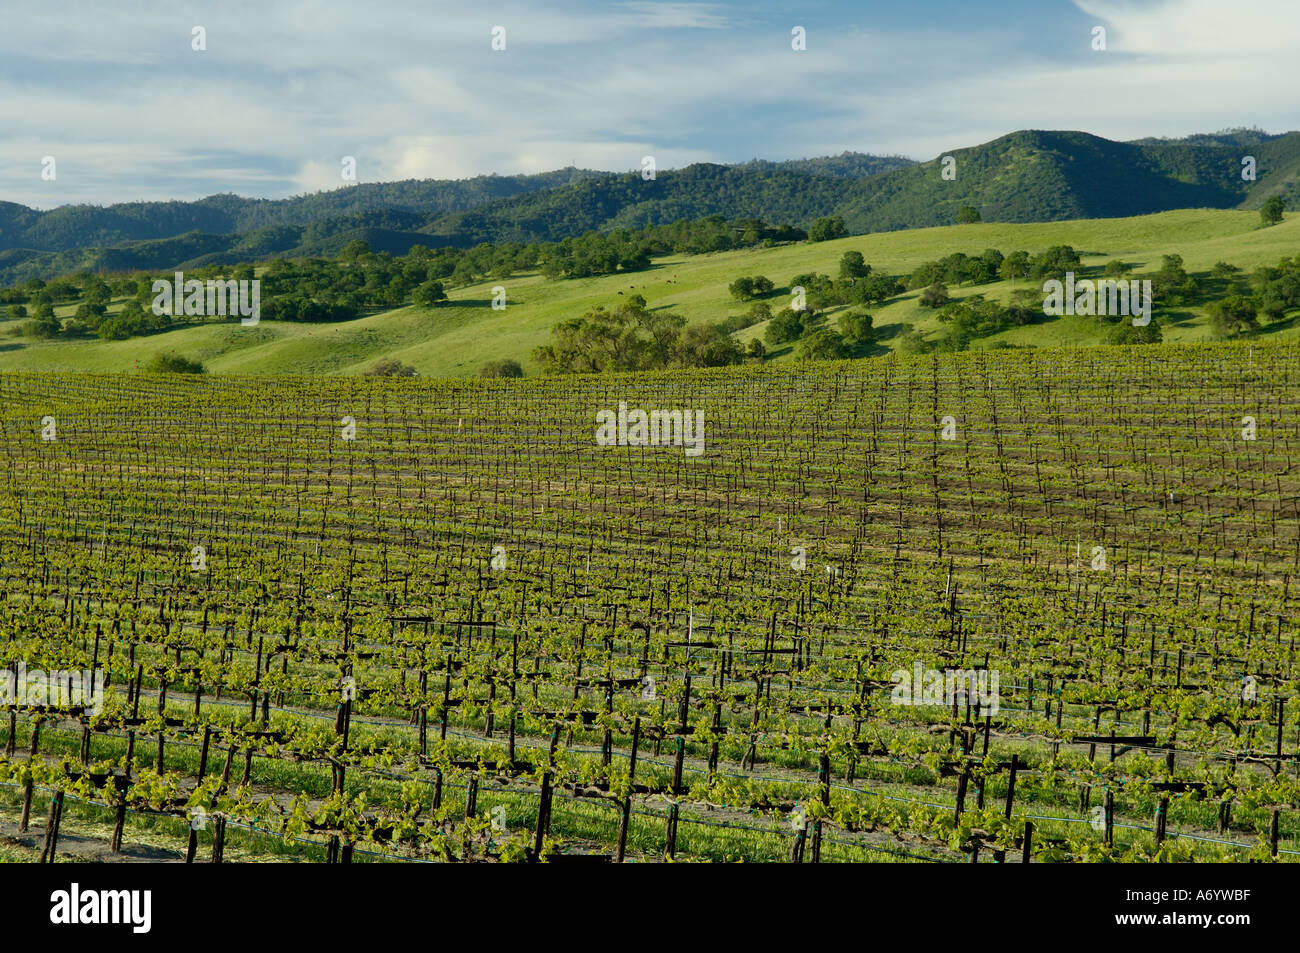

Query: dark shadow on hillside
1193 275 1253 298
852 341 891 358
871 322 907 342
1256 315 1299 336
630 262 669 275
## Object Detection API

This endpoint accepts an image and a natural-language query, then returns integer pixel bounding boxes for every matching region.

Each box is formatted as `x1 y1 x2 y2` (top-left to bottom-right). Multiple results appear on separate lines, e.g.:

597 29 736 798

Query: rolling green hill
0 153 915 287
2 208 1296 377
4 129 1299 289
407 129 1300 242
0 168 601 252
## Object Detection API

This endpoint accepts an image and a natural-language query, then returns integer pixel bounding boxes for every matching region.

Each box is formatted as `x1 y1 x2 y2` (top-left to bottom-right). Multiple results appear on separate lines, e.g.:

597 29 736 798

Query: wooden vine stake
211 815 227 863
39 788 64 863
531 723 559 862
812 750 830 863
616 716 641 863
994 753 1018 863
110 792 127 853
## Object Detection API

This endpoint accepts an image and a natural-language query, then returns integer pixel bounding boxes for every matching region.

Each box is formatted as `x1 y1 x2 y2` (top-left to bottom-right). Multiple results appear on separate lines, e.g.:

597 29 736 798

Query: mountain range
0 128 1296 286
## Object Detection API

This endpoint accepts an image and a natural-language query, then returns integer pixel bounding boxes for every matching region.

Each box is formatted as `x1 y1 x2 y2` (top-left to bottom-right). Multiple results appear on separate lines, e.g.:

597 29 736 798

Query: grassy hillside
2 208 1296 377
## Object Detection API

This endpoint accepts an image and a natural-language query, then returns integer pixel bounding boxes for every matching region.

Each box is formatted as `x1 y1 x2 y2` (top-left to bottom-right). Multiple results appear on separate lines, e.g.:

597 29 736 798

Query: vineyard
1 341 1298 863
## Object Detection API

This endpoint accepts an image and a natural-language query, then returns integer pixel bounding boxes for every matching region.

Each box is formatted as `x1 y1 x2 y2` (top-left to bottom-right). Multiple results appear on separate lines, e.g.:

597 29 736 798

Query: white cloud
0 0 1296 208
295 158 352 194
1073 0 1300 56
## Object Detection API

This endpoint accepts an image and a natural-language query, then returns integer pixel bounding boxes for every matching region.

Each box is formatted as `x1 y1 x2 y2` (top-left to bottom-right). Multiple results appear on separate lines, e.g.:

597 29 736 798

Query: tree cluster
534 296 744 373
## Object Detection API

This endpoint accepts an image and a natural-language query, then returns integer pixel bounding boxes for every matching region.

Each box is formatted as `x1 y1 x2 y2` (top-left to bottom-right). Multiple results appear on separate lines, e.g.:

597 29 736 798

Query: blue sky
1 0 1296 208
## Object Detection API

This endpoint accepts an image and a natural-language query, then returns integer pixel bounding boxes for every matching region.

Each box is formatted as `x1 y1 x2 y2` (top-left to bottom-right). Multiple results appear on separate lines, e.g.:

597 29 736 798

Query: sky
1 0 1297 209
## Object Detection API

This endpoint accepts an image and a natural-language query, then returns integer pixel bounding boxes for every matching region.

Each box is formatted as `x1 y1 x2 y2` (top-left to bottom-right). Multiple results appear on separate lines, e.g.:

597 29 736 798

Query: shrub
808 216 847 242
413 280 447 306
73 302 107 330
728 277 756 301
796 329 851 361
933 324 971 352
676 325 744 367
895 329 933 355
22 315 62 339
366 358 418 377
839 311 874 345
1207 296 1259 339
1261 196 1285 226
480 359 524 378
145 353 205 373
764 308 804 345
1108 322 1163 345
716 302 773 335
919 283 950 308
839 252 870 280
790 273 834 296
1031 245 1081 281
96 300 170 339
